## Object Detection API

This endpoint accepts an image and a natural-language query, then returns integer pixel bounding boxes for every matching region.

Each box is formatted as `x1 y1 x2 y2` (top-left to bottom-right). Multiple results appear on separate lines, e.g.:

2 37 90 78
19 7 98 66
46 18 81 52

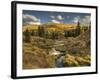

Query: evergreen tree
38 25 45 37
45 30 49 39
76 21 81 36
24 29 31 42
89 22 91 31
64 30 68 38
51 31 59 39
31 30 35 36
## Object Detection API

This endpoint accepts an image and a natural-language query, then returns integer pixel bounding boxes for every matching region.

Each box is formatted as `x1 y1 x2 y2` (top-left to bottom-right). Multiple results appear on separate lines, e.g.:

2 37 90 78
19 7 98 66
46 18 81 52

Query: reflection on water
55 55 64 67
49 47 66 67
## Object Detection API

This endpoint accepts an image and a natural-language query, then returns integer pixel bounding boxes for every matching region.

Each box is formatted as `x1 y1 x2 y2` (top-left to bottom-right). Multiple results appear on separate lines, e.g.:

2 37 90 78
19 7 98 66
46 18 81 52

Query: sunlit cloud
23 14 41 25
57 15 64 20
50 15 64 24
23 14 40 22
72 16 91 26
80 16 91 26
50 16 55 19
29 21 41 25
51 19 61 24
72 16 80 23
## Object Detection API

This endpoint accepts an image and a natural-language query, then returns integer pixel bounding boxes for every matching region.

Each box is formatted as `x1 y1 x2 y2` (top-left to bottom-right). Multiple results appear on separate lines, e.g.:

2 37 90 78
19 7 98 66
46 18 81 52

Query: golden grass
23 24 38 32
23 23 77 32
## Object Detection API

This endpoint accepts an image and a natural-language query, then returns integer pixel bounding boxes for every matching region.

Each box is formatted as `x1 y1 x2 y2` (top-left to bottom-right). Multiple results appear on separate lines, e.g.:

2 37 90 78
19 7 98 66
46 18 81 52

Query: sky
23 10 91 26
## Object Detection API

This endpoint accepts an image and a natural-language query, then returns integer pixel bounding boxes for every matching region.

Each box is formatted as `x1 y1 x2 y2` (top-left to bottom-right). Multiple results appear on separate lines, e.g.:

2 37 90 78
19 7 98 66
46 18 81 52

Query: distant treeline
23 21 90 42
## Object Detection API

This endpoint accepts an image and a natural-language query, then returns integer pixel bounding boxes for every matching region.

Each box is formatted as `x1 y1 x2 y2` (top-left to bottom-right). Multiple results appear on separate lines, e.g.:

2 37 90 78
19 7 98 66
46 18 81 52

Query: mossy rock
55 46 66 52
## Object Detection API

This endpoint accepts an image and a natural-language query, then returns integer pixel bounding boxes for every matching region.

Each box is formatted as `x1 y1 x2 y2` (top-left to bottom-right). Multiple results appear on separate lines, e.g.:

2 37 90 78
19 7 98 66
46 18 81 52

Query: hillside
23 24 39 32
23 23 77 32
23 29 91 69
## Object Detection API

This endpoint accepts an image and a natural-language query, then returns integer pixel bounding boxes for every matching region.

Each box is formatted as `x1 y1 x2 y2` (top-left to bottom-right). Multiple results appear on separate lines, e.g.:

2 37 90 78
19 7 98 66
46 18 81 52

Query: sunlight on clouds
50 15 64 23
23 14 41 25
29 21 41 25
23 14 40 22
72 16 90 26
73 16 80 23
57 15 64 20
81 16 91 26
50 16 55 19
51 19 61 24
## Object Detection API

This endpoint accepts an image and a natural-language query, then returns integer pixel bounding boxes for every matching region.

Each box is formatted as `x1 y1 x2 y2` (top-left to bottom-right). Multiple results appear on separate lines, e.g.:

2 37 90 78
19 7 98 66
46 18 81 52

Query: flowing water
55 53 65 67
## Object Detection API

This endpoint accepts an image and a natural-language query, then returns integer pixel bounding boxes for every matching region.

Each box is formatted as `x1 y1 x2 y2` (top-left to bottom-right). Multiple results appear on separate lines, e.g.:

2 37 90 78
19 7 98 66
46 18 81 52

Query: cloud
80 16 91 26
72 16 91 26
51 19 60 24
50 15 64 24
57 15 64 20
50 16 55 19
83 16 90 23
29 22 41 25
50 15 64 20
23 14 40 25
72 16 80 23
23 14 40 22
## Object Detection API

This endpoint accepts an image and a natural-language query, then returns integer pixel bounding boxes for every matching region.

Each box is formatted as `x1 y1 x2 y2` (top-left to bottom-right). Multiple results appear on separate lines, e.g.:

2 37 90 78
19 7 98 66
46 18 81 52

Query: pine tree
45 30 49 39
51 31 59 39
64 30 68 38
24 29 31 42
76 21 81 36
38 25 45 37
